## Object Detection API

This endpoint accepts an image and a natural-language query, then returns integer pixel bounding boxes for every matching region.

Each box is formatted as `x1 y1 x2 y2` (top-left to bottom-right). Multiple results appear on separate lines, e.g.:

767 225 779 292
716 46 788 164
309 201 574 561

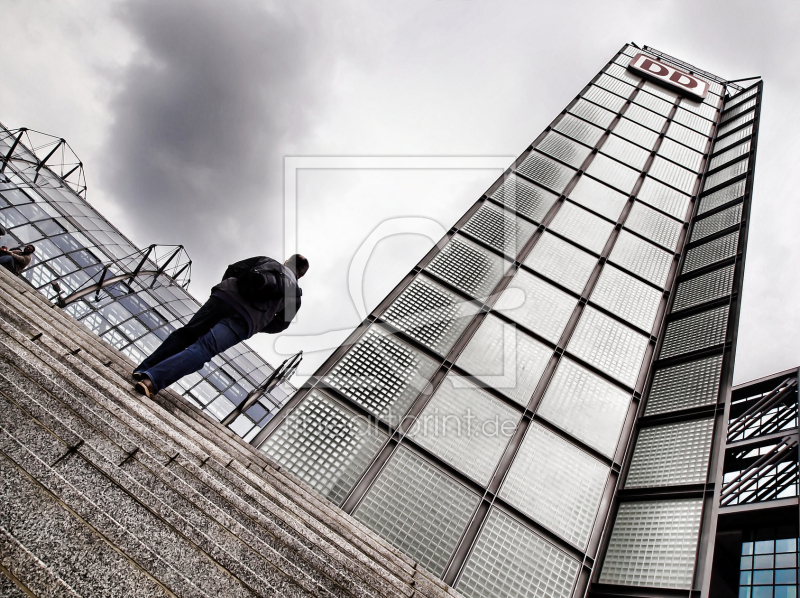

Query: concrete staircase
0 267 461 598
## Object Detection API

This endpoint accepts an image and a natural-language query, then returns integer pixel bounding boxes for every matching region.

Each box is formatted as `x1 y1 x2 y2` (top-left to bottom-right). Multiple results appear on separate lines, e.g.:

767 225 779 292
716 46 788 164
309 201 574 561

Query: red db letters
627 53 709 100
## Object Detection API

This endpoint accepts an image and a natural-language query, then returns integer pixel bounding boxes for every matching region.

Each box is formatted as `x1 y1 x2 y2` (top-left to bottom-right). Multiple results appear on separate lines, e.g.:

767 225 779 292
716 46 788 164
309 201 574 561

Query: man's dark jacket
211 256 301 338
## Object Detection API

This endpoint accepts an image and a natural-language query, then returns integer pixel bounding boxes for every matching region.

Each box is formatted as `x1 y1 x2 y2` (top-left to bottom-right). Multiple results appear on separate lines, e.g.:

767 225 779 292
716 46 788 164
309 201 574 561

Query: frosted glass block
457 509 580 598
548 202 614 254
645 355 722 416
637 177 690 219
584 84 628 113
553 114 605 148
601 135 650 170
516 151 576 193
725 85 758 109
660 305 729 359
524 232 598 294
260 391 387 505
673 108 713 136
621 45 639 58
698 180 746 215
648 157 698 195
594 74 636 100
536 131 592 169
673 265 734 312
614 117 659 150
568 175 629 221
711 124 752 153
625 201 682 251
599 499 703 589
494 268 577 343
537 357 631 457
567 306 649 388
324 326 439 424
456 314 552 407
500 423 609 549
605 62 642 87
624 103 667 133
625 418 714 488
717 109 755 137
490 174 559 222
609 230 674 288
690 203 742 242
678 97 718 120
425 234 511 298
641 81 679 103
709 140 751 170
658 138 704 172
585 153 641 194
354 446 479 577
569 98 617 129
407 373 521 484
634 90 673 116
591 264 662 332
382 275 480 356
721 98 757 124
704 158 749 191
682 232 738 274
665 121 709 153
461 201 536 257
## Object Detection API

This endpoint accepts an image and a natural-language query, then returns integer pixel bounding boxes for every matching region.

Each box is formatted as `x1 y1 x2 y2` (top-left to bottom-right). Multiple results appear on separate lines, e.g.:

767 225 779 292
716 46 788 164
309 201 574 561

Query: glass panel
548 202 614 254
673 108 714 136
705 158 749 191
456 314 552 407
354 446 480 577
718 110 755 137
457 509 580 598
641 81 679 103
625 201 682 251
382 275 480 356
625 418 715 488
682 232 739 274
489 174 559 222
713 124 753 153
516 151 576 194
634 90 673 116
649 156 698 195
568 175 628 221
605 62 642 86
569 98 617 129
537 357 631 457
599 499 704 589
725 86 758 109
690 203 743 242
425 234 511 298
673 265 735 312
461 201 536 257
594 75 636 100
609 230 674 288
698 179 746 215
710 140 751 170
523 232 597 294
614 118 659 150
637 177 691 219
260 391 387 505
407 373 521 484
601 135 650 171
660 305 729 359
591 264 662 332
535 131 592 168
584 153 641 195
323 326 439 425
624 103 667 132
666 121 709 153
500 422 608 549
721 98 757 123
679 97 719 120
567 306 649 388
494 268 577 343
584 84 628 112
553 113 606 148
658 138 704 172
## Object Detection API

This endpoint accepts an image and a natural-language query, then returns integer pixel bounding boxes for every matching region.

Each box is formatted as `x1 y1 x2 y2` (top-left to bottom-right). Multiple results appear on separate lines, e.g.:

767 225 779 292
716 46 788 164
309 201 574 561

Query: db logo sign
628 53 709 100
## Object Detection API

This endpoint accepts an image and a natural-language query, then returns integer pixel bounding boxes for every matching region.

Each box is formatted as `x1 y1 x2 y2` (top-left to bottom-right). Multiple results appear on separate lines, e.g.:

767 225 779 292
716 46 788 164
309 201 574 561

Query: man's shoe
134 379 156 399
132 371 145 381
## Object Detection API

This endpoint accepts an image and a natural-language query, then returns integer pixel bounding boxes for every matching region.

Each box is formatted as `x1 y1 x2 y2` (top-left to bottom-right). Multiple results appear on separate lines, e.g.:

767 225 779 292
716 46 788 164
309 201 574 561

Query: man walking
133 254 308 398
0 244 36 276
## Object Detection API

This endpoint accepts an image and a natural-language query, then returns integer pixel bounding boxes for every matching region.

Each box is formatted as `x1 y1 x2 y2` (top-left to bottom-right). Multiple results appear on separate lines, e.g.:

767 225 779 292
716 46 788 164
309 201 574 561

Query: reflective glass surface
523 232 598 294
590 264 662 332
548 202 614 254
568 175 629 221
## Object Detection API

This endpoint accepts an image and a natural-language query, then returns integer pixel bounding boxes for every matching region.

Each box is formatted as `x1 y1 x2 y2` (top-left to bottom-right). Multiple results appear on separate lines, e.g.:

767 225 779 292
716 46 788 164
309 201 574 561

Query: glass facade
0 125 290 441
257 44 762 597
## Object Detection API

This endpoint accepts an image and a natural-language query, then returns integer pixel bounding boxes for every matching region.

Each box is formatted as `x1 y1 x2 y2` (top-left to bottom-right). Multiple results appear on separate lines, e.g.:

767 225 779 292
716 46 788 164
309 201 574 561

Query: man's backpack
223 257 284 304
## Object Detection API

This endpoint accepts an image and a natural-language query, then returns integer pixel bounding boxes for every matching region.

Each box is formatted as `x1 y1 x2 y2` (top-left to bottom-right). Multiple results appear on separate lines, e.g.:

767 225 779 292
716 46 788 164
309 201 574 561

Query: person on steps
133 254 308 398
0 245 35 276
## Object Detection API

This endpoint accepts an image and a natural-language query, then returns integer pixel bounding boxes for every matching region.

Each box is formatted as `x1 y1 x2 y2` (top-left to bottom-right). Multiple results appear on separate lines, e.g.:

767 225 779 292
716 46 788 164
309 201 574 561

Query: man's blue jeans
0 255 15 272
136 296 249 392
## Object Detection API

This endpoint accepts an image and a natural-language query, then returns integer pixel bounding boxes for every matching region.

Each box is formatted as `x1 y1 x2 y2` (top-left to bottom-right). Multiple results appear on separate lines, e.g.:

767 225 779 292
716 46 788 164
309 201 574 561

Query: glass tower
256 44 762 597
0 125 292 440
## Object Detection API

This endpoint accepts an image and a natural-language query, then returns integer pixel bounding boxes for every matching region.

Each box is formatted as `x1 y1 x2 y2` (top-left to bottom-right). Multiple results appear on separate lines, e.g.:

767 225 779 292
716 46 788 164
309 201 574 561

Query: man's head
23 245 35 255
284 254 309 279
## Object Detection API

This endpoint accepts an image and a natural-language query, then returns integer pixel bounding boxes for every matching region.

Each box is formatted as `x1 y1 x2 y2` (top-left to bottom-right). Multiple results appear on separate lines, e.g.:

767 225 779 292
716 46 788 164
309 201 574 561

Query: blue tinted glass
755 555 775 569
742 557 754 569
0 207 27 227
753 570 774 585
223 383 248 406
51 233 83 253
757 541 777 555
16 203 56 221
777 540 798 553
742 571 754 585
775 586 797 598
777 554 798 568
739 589 751 598
12 223 43 243
246 403 268 423
776 570 797 584
118 295 148 316
743 542 755 556
153 325 173 341
753 587 774 598
37 219 66 235
207 370 234 392
69 249 99 268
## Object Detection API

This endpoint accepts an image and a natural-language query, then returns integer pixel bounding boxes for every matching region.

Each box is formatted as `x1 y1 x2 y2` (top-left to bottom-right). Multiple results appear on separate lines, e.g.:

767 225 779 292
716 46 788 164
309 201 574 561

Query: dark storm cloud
101 0 325 290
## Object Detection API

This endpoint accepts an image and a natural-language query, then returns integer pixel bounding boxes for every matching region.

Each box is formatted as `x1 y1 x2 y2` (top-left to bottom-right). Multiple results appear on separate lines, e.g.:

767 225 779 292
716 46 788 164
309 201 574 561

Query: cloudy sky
1 0 798 385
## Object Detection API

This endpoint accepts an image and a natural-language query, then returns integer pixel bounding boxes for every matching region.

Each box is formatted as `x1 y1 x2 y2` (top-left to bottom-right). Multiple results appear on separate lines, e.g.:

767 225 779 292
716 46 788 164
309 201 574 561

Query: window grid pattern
605 62 642 87
625 418 715 488
721 98 757 123
584 153 641 195
523 232 597 294
594 75 636 100
382 275 480 356
569 98 616 129
658 138 703 172
489 174 559 222
637 177 691 219
457 509 580 598
260 391 387 505
548 202 614 254
640 81 678 104
717 109 755 137
354 446 480 577
679 98 718 121
690 203 743 242
609 230 674 288
590 265 662 332
500 423 609 549
682 232 739 274
553 114 605 148
738 539 799 598
516 152 576 193
645 355 723 416
601 135 650 171
673 265 735 312
535 132 592 169
624 201 682 251
584 85 629 113
461 202 536 256
614 118 659 150
666 121 709 153
425 235 510 298
709 140 751 170
712 124 753 153
624 103 667 132
633 90 673 117
698 179 746 215
659 306 729 359
599 499 703 589
704 157 749 191
725 86 758 109
648 157 698 195
673 108 714 136
568 175 629 222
